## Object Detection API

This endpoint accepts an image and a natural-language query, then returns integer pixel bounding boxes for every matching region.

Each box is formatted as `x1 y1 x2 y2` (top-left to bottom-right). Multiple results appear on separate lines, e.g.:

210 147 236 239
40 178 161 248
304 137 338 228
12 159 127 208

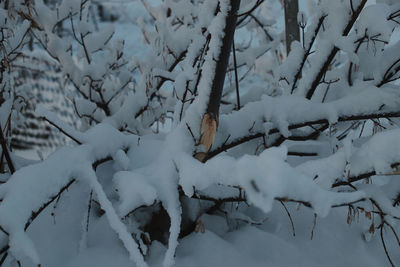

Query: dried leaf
195 220 205 234
200 222 205 234
369 223 375 234
365 211 371 220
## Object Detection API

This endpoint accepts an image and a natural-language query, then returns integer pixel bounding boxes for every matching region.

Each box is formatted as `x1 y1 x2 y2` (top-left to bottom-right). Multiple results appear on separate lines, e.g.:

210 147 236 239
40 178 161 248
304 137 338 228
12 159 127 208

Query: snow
350 129 400 176
297 150 347 189
113 150 130 171
55 206 400 267
2 0 400 266
84 167 148 267
176 146 365 217
114 171 157 216
0 146 86 264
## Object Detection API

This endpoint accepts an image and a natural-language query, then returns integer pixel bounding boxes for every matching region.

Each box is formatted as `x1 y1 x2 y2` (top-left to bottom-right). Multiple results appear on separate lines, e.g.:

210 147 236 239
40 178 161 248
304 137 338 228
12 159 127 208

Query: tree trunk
284 0 300 55
198 0 241 159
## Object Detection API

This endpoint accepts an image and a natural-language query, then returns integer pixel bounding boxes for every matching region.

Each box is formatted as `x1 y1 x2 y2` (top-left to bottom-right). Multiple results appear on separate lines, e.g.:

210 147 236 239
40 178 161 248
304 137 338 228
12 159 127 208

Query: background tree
283 0 300 55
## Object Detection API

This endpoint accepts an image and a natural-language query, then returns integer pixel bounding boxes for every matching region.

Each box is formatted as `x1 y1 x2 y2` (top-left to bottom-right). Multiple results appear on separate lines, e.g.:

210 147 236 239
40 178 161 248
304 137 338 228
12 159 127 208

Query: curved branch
332 162 400 188
207 110 400 160
0 153 117 259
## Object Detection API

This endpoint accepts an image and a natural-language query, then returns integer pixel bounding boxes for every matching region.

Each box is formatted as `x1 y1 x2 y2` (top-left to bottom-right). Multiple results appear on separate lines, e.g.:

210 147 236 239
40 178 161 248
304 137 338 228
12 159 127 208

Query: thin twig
310 213 317 240
386 222 400 247
380 224 396 267
86 190 93 232
40 116 82 145
232 38 240 110
280 200 295 236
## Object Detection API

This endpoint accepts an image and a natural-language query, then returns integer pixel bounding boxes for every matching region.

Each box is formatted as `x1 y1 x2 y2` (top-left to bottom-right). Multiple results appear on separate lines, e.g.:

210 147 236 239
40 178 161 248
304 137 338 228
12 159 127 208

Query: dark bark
206 0 240 118
143 204 171 244
0 125 15 174
199 0 240 155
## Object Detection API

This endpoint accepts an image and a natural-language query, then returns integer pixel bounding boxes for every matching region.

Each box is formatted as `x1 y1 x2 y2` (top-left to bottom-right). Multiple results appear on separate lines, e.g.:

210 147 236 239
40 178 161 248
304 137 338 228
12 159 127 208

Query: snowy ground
10 145 399 267
23 181 399 267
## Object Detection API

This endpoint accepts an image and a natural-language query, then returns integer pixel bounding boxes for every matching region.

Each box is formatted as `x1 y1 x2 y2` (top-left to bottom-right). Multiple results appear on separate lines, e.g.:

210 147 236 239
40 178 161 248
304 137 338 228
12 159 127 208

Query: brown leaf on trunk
194 152 207 162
